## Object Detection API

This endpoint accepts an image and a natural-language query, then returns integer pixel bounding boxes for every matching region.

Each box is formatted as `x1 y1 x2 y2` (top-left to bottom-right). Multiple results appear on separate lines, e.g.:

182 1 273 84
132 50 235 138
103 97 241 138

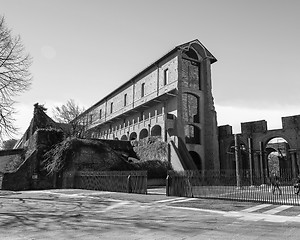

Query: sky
1 0 300 139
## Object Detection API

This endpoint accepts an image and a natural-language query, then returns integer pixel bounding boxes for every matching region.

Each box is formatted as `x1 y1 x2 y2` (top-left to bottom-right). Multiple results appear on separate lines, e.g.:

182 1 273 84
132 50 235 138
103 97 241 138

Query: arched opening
265 137 292 176
189 151 202 170
182 48 199 60
182 93 200 123
191 43 207 60
181 50 201 89
184 124 200 144
139 129 148 140
129 132 137 140
121 135 128 141
151 125 162 137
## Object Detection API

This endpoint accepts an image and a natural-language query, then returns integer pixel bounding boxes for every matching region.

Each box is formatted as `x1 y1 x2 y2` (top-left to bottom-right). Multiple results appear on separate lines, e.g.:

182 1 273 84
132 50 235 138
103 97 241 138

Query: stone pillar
202 59 220 171
259 141 265 184
290 151 297 178
296 152 300 175
162 105 166 142
253 152 260 183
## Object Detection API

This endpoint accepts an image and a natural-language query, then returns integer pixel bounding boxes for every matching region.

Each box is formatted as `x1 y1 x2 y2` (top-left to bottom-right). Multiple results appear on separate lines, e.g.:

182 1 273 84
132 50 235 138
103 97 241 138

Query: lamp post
248 137 254 186
234 134 241 188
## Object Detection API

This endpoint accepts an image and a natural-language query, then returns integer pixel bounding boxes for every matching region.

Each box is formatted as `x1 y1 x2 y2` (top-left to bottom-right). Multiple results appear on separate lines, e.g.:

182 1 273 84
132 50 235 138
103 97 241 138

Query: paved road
0 189 300 239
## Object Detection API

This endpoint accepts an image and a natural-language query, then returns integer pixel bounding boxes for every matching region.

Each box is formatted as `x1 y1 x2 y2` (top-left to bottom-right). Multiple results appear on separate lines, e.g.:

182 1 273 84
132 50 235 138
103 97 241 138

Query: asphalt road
0 189 300 239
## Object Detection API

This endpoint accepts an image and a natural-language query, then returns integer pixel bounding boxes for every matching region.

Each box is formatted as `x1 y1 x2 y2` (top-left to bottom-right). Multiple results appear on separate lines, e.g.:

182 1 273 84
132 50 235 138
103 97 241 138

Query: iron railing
166 170 300 206
74 171 147 194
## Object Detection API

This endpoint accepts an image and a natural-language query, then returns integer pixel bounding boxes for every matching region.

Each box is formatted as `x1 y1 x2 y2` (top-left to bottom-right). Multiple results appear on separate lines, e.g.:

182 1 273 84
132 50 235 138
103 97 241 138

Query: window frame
163 68 169 86
124 93 127 106
141 83 145 97
110 102 113 114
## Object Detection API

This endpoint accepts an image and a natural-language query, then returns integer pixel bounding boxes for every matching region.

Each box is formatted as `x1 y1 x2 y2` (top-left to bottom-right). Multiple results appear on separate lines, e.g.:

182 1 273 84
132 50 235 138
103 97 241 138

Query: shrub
131 136 168 161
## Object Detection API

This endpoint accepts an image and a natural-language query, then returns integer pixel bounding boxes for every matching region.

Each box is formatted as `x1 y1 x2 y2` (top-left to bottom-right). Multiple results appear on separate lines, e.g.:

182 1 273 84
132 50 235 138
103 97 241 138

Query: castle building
75 39 220 171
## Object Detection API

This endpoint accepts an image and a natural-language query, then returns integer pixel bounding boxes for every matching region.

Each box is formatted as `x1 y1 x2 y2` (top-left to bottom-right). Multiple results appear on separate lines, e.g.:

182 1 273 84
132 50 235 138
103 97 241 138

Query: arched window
185 124 201 144
181 48 201 90
182 48 198 60
182 93 200 123
151 125 162 137
129 132 137 140
121 135 128 141
139 129 148 139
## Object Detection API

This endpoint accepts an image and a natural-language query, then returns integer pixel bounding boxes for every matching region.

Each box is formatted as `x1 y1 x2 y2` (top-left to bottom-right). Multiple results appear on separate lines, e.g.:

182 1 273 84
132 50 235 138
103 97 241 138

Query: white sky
1 0 300 139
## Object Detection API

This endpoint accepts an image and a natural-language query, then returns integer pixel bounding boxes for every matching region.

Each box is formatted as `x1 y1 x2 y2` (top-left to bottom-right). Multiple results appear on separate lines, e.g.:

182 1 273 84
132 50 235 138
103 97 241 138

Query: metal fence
74 171 147 194
166 170 300 206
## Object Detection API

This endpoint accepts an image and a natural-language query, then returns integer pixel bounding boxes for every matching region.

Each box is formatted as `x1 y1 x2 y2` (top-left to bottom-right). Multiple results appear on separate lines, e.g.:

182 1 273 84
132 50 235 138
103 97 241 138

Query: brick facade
75 40 220 171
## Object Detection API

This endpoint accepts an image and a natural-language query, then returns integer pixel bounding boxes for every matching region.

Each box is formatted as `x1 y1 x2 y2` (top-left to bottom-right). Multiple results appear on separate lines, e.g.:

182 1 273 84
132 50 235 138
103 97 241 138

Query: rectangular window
141 83 145 97
124 93 127 106
164 68 169 85
99 109 102 119
110 102 113 113
89 114 93 124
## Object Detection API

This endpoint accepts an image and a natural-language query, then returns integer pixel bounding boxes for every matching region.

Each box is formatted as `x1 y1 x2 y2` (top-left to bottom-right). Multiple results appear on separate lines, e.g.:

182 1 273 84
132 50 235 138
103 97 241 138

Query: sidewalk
1 189 300 239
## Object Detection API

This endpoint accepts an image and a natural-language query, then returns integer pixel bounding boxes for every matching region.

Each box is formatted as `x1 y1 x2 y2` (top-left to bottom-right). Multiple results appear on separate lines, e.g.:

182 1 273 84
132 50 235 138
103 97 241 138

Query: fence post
127 175 132 193
166 175 170 196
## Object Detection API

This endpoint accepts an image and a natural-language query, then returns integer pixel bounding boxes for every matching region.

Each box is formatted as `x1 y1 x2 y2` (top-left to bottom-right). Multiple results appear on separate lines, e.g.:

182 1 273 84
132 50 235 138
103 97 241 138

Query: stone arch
181 49 201 90
190 42 209 60
184 124 200 144
129 132 137 140
139 128 148 140
121 135 128 141
189 151 202 170
260 132 294 150
265 137 292 176
181 41 212 62
182 92 200 123
182 47 199 60
151 125 162 137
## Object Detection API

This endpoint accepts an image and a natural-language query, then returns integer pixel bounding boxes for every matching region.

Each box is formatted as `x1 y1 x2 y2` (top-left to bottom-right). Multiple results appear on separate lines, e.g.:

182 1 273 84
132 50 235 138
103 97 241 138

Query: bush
131 160 172 179
131 136 168 161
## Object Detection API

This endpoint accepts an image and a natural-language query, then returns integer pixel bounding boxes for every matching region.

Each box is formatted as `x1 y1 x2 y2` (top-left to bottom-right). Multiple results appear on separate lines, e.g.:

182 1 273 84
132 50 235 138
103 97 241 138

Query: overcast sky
1 0 300 139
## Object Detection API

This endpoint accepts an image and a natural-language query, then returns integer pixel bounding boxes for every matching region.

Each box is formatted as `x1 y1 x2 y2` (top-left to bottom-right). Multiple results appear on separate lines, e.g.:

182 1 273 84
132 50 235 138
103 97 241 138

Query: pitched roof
74 39 217 120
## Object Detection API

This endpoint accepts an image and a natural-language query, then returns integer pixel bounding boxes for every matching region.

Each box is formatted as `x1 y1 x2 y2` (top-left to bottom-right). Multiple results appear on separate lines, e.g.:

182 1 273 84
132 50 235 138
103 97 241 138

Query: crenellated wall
219 114 300 182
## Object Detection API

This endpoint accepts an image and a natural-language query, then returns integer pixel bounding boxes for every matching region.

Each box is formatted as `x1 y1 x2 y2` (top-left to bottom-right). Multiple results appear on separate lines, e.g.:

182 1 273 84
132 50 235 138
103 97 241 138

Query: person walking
294 174 300 195
270 172 282 195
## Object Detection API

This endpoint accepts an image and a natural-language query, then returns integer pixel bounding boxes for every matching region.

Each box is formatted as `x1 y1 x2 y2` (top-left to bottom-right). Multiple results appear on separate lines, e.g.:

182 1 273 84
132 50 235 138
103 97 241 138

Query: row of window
93 125 163 140
88 69 169 124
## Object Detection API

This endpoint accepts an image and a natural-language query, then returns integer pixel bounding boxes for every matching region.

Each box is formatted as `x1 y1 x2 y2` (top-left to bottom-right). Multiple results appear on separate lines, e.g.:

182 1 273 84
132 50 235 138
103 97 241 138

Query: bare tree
52 99 85 137
0 16 32 140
